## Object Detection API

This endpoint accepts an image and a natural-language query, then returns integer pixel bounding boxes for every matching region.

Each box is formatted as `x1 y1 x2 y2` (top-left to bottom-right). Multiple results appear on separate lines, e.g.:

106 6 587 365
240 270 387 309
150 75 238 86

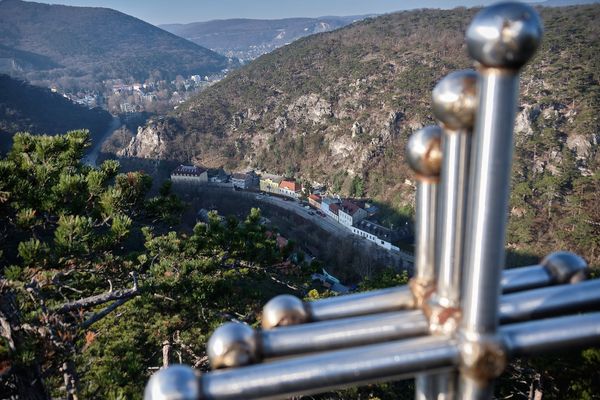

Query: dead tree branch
80 298 130 329
53 273 138 314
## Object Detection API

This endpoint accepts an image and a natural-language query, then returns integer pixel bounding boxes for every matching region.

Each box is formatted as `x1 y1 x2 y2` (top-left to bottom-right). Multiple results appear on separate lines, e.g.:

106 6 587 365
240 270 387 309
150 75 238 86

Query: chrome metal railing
144 3 600 399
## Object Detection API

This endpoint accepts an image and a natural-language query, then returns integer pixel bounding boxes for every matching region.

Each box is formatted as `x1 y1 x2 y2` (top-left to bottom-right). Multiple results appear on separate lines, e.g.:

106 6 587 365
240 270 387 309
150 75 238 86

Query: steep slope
161 16 370 60
0 0 231 90
123 5 599 262
0 74 112 153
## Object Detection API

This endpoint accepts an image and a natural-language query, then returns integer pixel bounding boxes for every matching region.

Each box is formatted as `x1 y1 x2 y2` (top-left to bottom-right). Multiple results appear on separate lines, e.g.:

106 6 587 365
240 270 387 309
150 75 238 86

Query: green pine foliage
0 131 308 399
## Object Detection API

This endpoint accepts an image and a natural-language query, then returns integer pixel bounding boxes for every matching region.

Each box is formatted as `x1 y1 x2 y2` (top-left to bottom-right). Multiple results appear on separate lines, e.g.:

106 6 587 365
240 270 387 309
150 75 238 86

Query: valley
0 1 598 399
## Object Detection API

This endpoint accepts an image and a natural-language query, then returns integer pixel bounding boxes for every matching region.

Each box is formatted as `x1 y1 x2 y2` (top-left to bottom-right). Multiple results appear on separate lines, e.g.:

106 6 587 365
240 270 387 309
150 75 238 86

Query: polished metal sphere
466 2 542 69
207 322 259 369
144 365 200 400
432 70 478 131
262 294 309 329
541 251 587 284
406 126 443 178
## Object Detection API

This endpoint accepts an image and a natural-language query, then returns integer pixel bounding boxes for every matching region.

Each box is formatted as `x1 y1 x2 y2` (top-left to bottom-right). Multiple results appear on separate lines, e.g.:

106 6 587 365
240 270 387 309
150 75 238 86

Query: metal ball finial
207 322 259 369
406 125 443 178
432 70 478 131
262 294 309 329
466 2 543 69
541 251 588 284
144 365 200 400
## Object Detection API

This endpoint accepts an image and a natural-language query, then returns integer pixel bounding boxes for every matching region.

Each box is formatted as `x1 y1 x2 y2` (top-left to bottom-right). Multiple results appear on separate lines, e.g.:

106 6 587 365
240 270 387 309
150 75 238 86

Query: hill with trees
0 0 232 91
119 5 600 266
161 15 370 61
0 74 112 153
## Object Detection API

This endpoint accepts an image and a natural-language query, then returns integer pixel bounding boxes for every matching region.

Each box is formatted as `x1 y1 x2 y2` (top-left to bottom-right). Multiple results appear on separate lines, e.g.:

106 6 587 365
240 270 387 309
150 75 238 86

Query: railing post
421 69 479 400
406 126 442 399
458 3 543 399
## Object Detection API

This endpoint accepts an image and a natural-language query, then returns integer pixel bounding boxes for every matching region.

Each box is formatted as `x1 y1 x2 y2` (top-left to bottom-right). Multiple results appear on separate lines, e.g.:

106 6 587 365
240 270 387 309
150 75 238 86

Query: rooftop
355 220 394 241
340 199 363 216
260 174 284 183
329 203 340 215
322 197 341 205
280 180 301 191
172 165 206 176
232 172 250 180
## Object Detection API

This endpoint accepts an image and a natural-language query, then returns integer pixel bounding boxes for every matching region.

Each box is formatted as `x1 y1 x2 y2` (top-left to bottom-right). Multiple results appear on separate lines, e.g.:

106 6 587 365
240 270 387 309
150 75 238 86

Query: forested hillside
0 0 231 90
0 74 111 153
121 5 600 265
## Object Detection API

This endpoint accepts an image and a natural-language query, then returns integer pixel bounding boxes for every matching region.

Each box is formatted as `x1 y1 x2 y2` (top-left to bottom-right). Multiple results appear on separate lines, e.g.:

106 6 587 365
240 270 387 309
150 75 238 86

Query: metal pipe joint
458 332 507 383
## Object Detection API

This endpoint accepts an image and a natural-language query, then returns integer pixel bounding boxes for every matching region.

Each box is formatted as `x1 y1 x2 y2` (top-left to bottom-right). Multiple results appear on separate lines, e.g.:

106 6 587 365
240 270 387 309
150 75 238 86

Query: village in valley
171 164 413 253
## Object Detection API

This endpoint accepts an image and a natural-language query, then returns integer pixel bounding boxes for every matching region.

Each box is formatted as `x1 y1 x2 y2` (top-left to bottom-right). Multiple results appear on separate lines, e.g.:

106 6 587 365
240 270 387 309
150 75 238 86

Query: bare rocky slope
120 5 599 262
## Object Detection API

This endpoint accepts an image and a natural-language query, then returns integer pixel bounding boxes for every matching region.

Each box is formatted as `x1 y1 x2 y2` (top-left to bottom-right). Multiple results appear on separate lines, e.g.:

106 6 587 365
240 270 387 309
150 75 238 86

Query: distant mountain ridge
0 0 231 90
536 0 600 6
0 74 112 153
160 16 372 60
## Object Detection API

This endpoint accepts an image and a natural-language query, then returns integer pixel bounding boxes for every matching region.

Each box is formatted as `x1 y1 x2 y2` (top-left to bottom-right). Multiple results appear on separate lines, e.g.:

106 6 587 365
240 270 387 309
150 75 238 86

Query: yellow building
259 174 283 194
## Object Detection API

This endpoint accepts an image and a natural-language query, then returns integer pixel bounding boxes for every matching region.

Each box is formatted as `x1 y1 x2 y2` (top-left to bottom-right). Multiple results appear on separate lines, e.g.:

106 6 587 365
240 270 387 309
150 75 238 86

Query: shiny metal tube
202 336 459 400
266 279 600 362
144 312 600 400
501 265 551 293
499 279 600 323
268 278 600 360
406 125 442 290
425 69 477 400
208 278 600 369
309 285 415 321
415 375 438 400
503 312 600 357
415 180 438 284
146 312 600 400
262 310 429 358
458 3 543 398
460 69 519 336
436 130 471 307
261 260 580 330
432 69 478 309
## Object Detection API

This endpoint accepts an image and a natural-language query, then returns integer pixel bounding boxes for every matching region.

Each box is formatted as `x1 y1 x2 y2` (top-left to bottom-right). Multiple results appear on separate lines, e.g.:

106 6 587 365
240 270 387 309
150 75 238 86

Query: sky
36 0 545 25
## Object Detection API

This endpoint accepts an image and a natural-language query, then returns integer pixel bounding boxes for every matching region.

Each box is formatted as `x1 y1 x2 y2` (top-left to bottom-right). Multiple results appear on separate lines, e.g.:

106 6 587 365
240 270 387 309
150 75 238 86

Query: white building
278 179 301 199
170 165 208 186
352 220 399 251
321 197 341 222
338 200 368 229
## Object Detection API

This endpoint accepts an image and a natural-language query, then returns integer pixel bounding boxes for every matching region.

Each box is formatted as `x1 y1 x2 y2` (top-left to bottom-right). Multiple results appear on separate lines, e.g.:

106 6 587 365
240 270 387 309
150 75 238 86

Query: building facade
170 165 208 186
326 203 340 222
321 197 341 221
260 174 284 194
308 194 322 209
232 173 253 189
338 200 368 228
351 220 399 251
279 180 301 199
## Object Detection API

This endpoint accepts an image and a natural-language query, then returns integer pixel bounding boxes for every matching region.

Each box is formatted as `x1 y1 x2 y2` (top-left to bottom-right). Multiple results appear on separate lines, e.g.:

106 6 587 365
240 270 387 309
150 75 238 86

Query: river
82 115 121 167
